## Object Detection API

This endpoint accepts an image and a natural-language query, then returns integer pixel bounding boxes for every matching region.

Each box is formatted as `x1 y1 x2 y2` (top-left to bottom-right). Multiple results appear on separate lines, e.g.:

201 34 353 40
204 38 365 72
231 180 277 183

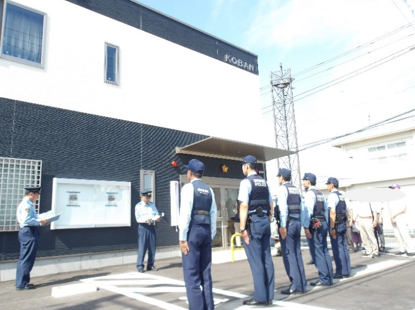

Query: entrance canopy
175 137 295 163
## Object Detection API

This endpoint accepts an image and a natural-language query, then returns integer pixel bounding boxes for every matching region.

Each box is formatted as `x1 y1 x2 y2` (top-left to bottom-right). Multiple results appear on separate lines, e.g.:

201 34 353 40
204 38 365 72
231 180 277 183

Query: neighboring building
328 118 415 232
0 0 292 280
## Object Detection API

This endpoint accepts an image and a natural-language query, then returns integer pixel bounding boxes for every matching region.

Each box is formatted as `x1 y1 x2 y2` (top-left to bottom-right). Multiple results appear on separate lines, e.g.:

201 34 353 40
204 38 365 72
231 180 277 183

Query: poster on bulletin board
51 178 131 230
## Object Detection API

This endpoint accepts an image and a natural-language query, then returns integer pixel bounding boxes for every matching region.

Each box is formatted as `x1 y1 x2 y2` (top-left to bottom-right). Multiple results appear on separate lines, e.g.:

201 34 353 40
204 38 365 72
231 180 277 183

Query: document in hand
39 210 61 222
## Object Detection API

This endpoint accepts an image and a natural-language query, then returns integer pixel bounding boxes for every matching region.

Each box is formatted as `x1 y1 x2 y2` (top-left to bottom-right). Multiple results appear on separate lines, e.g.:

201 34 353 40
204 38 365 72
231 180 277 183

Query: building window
368 141 408 163
140 170 155 203
0 1 46 67
0 157 42 231
105 43 119 84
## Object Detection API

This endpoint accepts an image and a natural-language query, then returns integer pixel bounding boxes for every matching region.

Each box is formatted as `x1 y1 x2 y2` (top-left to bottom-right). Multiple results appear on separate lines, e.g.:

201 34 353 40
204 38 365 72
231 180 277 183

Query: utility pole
270 63 302 193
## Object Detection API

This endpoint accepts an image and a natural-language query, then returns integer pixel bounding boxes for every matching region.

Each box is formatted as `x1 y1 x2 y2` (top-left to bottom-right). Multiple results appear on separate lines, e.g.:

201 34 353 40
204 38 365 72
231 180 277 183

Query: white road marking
81 272 248 309
80 258 413 310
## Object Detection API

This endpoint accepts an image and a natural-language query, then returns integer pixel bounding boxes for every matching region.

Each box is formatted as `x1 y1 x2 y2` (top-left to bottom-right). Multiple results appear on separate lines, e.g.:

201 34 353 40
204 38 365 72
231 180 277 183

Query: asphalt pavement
2 238 415 310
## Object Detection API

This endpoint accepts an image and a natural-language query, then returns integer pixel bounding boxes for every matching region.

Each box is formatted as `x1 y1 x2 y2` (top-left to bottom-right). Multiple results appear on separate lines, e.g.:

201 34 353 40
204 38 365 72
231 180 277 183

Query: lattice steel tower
271 63 302 192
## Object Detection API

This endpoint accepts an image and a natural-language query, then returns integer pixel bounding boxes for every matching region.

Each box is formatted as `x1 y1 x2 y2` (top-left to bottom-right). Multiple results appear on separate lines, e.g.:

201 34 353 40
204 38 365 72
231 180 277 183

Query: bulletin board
51 178 131 230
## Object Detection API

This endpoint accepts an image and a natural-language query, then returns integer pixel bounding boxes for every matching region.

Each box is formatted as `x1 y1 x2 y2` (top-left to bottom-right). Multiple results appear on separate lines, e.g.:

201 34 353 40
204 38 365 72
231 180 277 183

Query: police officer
326 177 351 278
16 187 49 290
135 190 160 273
179 159 217 310
276 168 307 294
238 155 274 306
302 173 333 286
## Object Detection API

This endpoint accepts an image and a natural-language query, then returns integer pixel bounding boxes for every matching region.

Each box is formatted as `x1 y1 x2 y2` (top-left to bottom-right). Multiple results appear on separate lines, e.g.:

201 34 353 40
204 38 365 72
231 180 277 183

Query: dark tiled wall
0 98 211 260
0 98 260 260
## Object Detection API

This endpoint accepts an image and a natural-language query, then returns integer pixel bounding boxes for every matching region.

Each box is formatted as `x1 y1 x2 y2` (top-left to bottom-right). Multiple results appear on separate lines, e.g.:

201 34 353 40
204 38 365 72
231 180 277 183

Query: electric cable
261 43 415 114
297 108 415 151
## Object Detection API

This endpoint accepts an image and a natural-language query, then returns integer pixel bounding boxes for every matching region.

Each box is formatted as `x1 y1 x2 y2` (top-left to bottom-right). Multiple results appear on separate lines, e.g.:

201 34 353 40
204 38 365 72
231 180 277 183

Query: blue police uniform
277 168 307 294
135 191 160 272
179 159 217 310
15 187 42 290
238 156 274 304
326 178 351 277
302 173 333 286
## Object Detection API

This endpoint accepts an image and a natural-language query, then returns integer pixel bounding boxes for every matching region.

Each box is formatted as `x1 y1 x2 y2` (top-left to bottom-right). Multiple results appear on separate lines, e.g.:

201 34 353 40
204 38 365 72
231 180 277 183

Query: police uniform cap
185 159 205 174
140 190 152 197
277 168 291 179
302 172 316 183
24 186 42 194
326 177 339 186
241 155 257 165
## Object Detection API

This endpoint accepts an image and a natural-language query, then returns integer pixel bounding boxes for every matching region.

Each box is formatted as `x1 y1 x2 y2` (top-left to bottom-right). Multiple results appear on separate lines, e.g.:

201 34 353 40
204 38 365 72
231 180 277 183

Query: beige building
318 118 415 232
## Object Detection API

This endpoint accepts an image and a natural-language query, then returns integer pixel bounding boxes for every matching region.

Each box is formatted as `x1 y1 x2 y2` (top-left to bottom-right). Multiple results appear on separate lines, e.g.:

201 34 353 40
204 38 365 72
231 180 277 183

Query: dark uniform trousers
16 226 39 288
280 217 307 292
243 214 274 302
329 220 351 276
182 224 214 310
310 221 333 285
307 235 315 263
137 224 156 270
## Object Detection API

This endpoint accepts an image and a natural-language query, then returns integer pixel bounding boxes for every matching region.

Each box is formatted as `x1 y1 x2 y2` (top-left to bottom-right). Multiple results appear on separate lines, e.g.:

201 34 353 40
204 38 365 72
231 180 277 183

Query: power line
294 84 415 127
294 44 415 99
261 43 415 114
260 21 415 93
292 21 415 77
391 0 415 30
297 108 415 151
294 32 415 85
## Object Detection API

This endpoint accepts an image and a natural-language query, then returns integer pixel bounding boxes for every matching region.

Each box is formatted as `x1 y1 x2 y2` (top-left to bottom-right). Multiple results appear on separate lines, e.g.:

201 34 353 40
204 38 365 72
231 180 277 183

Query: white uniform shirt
16 197 41 228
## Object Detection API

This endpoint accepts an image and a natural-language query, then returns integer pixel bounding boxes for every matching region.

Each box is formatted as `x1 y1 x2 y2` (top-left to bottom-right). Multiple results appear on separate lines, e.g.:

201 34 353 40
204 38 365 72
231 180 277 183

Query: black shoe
16 285 35 291
397 251 406 255
310 280 331 287
333 274 349 279
268 300 274 305
407 252 415 257
306 260 315 265
281 288 305 295
242 298 268 306
147 266 158 271
137 269 145 273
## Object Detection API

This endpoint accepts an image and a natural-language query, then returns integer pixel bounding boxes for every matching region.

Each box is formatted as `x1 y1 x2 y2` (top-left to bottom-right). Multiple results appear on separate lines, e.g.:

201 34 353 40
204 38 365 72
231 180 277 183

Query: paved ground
2 238 415 310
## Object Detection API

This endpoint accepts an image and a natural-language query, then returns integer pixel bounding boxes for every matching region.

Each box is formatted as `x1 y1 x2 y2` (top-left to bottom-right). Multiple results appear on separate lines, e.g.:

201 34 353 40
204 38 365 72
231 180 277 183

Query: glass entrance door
179 175 240 250
211 186 239 250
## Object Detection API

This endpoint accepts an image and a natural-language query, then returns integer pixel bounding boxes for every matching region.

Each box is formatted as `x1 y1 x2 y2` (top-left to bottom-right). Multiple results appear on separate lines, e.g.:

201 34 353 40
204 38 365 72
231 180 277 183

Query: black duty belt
248 210 268 215
193 210 209 215
249 199 269 205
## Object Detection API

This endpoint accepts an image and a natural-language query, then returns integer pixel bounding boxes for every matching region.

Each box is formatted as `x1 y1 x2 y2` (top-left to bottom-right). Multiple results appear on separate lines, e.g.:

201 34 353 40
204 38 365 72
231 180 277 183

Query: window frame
104 42 119 85
0 157 42 232
0 0 47 68
140 170 155 203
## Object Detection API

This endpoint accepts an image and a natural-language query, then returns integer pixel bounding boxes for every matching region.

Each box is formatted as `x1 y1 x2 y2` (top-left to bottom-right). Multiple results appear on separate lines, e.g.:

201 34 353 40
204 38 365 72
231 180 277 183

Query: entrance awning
175 137 295 163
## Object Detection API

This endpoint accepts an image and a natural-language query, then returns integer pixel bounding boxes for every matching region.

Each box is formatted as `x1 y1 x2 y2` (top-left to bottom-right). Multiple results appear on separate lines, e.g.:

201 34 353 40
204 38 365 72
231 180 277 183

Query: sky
134 0 415 190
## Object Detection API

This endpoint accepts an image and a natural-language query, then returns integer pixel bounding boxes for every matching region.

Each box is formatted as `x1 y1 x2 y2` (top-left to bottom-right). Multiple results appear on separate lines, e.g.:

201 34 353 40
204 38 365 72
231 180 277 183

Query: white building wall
0 0 266 145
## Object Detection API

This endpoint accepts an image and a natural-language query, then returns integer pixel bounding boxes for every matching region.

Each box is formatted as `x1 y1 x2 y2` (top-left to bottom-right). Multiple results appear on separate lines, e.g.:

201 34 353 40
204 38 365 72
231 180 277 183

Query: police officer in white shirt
16 187 49 290
179 159 217 310
135 190 160 273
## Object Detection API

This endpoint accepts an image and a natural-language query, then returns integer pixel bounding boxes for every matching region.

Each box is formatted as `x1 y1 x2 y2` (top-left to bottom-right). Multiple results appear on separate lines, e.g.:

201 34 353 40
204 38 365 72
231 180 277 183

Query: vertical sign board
51 178 131 230
170 181 179 227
